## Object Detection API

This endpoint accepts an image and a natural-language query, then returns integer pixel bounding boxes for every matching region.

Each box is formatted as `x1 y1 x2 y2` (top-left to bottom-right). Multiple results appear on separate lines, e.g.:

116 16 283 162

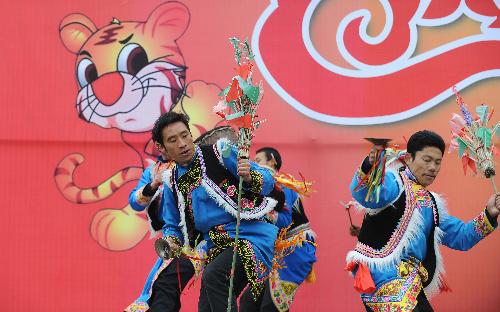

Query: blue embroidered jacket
347 162 497 307
160 139 279 295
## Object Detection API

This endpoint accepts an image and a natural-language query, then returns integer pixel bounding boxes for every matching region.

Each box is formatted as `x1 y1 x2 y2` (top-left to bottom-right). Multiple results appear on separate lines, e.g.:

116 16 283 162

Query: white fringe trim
161 168 173 191
424 227 446 299
215 138 232 166
423 192 447 298
173 185 189 247
431 192 450 221
201 179 277 219
346 207 425 271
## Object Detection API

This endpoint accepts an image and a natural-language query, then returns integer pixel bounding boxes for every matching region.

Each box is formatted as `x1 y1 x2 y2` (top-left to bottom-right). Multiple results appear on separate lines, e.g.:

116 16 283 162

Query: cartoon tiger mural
55 1 220 251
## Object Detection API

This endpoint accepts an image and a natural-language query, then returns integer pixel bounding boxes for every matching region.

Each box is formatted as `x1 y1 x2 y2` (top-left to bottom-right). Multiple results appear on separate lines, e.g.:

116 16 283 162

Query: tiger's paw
90 205 149 251
173 80 222 139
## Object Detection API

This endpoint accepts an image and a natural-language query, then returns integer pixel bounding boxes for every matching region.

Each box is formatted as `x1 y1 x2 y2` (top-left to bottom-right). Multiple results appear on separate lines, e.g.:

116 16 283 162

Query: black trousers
239 279 283 312
363 290 434 312
198 247 249 312
147 257 195 312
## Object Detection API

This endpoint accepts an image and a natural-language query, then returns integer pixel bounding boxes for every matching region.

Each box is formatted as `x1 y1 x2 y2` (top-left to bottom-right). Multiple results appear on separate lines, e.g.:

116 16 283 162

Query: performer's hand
349 225 361 237
237 158 252 183
368 145 384 165
151 167 167 190
166 236 181 254
486 193 500 218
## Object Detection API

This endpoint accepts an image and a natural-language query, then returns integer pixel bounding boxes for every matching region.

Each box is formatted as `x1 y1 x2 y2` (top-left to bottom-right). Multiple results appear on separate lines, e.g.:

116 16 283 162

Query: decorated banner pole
213 37 265 312
449 86 499 192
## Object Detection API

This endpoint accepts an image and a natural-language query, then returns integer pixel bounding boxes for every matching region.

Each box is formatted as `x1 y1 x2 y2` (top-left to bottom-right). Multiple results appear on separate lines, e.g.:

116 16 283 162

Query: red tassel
439 276 452 293
345 262 376 294
177 259 182 294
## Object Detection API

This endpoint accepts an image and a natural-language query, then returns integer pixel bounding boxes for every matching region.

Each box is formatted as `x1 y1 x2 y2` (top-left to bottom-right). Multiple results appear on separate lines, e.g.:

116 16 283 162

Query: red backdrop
1 0 500 311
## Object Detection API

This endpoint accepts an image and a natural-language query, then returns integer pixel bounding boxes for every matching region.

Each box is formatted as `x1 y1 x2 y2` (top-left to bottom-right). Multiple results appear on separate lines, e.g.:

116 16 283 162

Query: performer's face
406 146 443 187
160 121 195 166
255 151 277 171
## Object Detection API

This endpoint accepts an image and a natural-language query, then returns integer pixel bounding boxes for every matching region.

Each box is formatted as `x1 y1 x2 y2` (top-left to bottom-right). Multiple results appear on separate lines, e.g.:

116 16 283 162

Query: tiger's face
59 2 189 132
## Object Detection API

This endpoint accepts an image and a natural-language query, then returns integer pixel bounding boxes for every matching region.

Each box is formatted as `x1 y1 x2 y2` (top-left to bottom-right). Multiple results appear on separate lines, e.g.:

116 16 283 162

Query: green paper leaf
476 105 488 124
476 127 492 148
236 77 260 104
226 100 237 110
218 86 230 97
226 111 244 120
229 37 241 65
243 38 254 61
457 137 467 158
494 123 500 140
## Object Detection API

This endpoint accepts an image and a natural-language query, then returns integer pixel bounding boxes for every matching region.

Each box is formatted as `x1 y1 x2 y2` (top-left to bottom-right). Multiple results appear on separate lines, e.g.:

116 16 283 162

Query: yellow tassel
305 265 316 283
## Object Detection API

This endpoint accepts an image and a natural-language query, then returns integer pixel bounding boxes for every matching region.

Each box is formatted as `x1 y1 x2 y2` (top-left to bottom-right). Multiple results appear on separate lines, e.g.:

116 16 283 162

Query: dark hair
256 147 282 170
152 112 190 146
407 130 445 158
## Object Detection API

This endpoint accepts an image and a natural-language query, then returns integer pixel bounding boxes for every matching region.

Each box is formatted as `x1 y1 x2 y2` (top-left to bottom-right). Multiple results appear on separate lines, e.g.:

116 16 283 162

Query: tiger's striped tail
54 153 142 204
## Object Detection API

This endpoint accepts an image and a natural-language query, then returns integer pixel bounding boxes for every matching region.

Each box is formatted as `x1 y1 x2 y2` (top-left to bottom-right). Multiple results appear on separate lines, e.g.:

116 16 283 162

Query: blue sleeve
274 188 297 228
349 169 400 210
440 210 497 251
275 207 293 229
220 140 275 195
160 186 184 243
128 166 153 211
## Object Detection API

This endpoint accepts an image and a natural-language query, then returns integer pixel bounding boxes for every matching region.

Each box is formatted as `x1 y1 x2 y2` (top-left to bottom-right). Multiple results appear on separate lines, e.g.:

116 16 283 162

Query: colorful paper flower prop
449 86 499 191
213 37 265 160
214 37 266 312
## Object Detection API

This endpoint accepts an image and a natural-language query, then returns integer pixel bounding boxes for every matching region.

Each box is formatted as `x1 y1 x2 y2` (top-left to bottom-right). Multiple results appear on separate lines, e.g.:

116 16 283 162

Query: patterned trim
199 143 277 219
213 139 227 167
124 300 149 312
207 226 267 299
362 261 423 311
173 182 190 247
269 269 299 312
353 173 422 259
346 171 430 271
249 170 264 194
284 223 316 240
473 211 495 238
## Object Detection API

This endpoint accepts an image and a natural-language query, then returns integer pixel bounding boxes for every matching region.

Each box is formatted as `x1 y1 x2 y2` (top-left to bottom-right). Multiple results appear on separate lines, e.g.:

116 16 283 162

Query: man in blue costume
346 130 500 311
125 117 206 312
240 147 317 312
157 112 279 312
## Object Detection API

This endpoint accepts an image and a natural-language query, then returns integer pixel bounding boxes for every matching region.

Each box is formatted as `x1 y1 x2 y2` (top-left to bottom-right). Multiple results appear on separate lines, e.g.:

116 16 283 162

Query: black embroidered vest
356 170 440 288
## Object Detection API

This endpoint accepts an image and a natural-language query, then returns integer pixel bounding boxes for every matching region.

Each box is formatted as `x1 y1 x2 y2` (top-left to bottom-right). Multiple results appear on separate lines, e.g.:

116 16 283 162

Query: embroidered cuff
135 186 152 205
485 208 498 227
166 235 182 247
473 210 496 239
247 170 264 194
264 211 278 224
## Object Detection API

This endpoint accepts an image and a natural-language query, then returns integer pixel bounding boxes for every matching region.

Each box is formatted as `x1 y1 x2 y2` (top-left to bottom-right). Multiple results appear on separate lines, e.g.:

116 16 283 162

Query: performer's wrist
485 206 499 224
142 183 157 197
361 156 372 174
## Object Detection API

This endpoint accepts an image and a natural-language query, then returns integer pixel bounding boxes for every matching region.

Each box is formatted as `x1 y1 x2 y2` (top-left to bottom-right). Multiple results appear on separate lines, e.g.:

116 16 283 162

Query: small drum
194 125 238 145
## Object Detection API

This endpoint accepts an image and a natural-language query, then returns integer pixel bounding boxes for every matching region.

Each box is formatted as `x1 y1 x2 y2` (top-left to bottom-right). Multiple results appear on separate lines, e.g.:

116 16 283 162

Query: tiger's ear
144 1 190 40
59 13 97 54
